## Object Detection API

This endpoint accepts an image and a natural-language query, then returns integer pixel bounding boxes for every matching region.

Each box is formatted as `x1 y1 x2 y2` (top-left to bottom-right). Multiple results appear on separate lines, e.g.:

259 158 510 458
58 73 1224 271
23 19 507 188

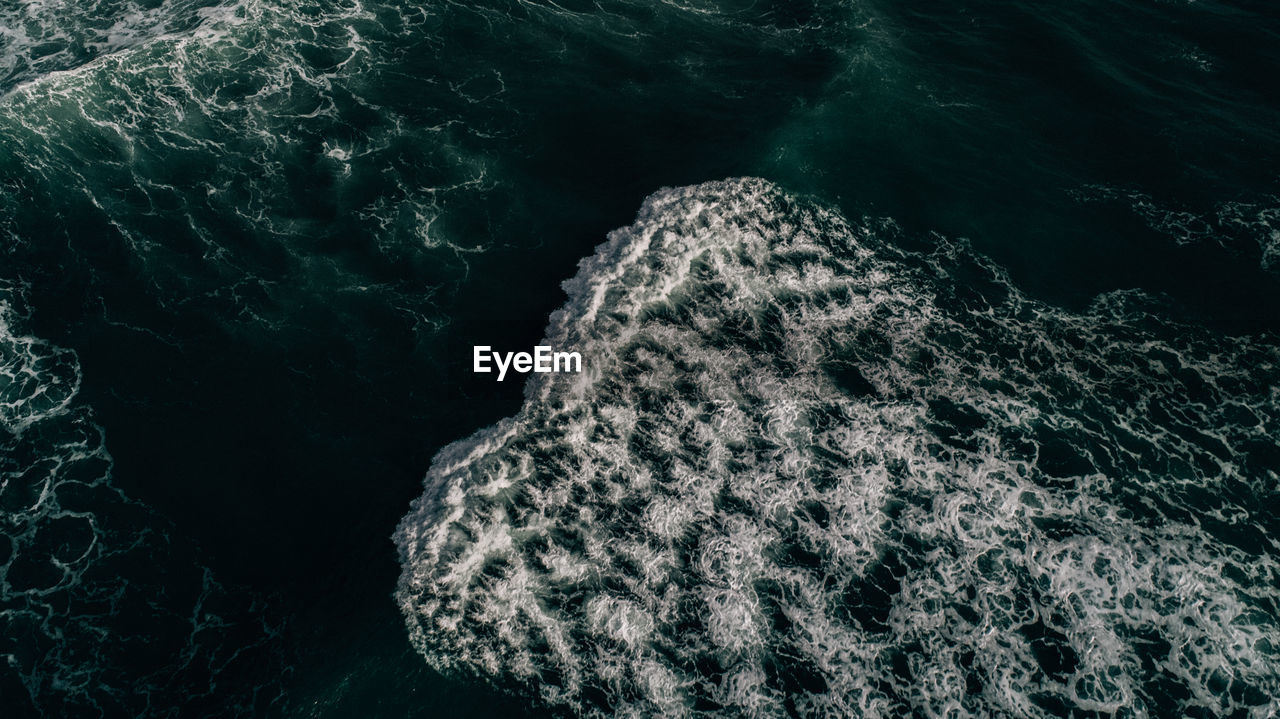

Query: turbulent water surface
396 179 1280 718
1 0 1278 716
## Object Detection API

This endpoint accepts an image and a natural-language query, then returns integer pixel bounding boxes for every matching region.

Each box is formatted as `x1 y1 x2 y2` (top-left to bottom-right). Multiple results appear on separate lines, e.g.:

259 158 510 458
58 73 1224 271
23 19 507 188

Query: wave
396 178 1280 718
0 0 229 93
0 282 284 716
0 0 861 348
1072 184 1280 273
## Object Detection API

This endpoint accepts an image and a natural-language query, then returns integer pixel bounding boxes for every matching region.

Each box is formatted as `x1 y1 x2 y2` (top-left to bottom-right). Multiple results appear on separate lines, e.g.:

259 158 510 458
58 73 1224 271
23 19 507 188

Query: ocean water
1 0 1278 717
397 179 1280 717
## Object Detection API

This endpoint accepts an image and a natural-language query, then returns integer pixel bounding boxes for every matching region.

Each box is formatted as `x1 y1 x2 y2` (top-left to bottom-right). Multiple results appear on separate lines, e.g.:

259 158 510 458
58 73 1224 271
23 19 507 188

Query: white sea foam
0 0 229 93
0 288 80 436
0 0 504 337
396 178 1280 717
1219 200 1280 271
1073 184 1280 272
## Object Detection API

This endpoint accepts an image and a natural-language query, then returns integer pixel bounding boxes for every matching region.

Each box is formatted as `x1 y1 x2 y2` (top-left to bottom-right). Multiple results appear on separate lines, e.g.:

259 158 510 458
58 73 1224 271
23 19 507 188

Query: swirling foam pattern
396 179 1280 718
0 0 852 344
0 284 283 716
0 0 223 91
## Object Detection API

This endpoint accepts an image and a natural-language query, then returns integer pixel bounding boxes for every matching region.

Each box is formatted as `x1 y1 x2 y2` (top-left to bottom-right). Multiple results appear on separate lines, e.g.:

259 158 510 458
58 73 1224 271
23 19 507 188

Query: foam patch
397 178 1280 718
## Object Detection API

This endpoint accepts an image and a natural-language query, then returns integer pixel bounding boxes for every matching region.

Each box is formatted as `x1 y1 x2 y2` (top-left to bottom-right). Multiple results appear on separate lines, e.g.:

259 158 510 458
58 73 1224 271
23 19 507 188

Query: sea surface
1 0 1278 717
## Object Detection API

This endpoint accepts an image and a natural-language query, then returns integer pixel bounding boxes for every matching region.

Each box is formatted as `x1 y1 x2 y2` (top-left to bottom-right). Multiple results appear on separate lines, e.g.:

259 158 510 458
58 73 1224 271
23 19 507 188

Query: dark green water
0 0 1277 717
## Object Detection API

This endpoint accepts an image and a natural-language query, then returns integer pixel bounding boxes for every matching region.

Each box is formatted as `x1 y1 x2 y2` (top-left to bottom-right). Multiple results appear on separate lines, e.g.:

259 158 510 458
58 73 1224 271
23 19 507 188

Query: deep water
0 0 1278 717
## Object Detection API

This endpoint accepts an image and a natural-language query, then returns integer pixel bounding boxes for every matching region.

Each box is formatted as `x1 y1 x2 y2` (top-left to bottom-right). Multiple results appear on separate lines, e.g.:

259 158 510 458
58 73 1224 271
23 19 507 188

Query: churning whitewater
394 179 1280 718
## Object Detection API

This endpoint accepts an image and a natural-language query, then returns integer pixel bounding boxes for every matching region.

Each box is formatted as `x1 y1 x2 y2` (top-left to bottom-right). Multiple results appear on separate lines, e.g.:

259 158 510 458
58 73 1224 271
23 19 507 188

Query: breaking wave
395 178 1280 718
0 0 226 92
